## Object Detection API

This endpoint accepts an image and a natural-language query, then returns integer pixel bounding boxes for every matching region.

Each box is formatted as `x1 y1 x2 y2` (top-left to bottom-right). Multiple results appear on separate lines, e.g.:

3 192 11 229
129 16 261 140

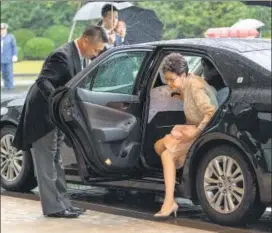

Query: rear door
52 49 153 178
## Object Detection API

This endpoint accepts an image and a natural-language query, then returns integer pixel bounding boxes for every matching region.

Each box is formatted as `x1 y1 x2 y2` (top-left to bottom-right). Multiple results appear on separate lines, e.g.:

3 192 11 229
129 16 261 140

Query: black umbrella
243 1 271 7
118 6 164 44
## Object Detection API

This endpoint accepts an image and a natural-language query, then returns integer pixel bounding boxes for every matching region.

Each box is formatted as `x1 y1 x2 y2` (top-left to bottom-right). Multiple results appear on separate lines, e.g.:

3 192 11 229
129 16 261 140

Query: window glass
86 51 147 94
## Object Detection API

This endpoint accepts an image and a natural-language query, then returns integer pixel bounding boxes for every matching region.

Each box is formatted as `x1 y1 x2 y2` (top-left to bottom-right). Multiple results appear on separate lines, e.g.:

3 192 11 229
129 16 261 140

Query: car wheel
196 145 258 226
1 125 37 192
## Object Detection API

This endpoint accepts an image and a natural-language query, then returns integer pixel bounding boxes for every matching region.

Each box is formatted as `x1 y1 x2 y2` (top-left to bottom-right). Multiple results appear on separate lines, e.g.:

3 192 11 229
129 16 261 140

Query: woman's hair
161 53 189 76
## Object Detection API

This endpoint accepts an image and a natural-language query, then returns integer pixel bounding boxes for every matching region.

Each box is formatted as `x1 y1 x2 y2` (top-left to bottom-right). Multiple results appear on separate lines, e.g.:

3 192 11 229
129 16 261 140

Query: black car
1 38 271 226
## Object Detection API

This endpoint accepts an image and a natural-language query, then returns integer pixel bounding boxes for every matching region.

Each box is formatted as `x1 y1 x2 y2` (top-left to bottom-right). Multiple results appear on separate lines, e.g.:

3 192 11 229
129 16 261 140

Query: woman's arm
192 84 217 135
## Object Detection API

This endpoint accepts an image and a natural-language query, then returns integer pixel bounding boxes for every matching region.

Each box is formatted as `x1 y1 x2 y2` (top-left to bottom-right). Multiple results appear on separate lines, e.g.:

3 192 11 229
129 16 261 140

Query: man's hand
115 21 126 39
12 55 18 62
108 33 116 45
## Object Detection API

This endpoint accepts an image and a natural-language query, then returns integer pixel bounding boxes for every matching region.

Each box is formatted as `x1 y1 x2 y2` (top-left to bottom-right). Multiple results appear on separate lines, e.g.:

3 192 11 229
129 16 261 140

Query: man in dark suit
1 23 18 90
13 25 108 218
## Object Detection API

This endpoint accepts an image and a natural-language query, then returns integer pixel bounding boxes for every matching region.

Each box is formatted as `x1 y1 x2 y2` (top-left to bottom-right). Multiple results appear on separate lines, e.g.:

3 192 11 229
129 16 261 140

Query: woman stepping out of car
154 53 218 218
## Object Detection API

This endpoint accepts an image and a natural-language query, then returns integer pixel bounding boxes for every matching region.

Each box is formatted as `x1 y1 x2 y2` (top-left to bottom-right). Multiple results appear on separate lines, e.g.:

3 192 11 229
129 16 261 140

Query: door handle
106 102 129 111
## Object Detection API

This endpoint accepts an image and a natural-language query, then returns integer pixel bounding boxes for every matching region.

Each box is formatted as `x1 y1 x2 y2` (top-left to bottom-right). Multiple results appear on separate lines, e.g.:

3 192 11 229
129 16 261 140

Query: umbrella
118 6 164 44
231 19 265 29
243 1 272 7
74 1 132 21
205 27 259 38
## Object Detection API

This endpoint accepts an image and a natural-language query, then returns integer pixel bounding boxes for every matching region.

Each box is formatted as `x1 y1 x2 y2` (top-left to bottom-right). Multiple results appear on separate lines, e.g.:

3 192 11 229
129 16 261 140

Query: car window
185 56 202 73
84 51 147 94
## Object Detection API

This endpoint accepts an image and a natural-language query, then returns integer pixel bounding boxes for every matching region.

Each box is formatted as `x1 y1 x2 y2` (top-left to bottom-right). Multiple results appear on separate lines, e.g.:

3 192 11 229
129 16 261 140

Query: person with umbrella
115 20 127 44
100 4 124 48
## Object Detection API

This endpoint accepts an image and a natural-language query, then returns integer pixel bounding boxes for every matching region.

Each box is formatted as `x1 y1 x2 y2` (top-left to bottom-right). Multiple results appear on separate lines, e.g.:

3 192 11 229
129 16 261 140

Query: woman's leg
160 150 176 211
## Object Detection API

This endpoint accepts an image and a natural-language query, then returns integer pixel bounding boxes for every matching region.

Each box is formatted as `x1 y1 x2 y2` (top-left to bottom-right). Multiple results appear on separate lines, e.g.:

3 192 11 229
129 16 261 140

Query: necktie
83 59 86 69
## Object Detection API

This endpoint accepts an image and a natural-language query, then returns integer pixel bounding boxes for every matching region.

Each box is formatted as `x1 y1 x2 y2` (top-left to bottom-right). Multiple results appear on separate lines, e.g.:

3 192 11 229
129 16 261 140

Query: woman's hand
171 125 199 140
170 128 183 139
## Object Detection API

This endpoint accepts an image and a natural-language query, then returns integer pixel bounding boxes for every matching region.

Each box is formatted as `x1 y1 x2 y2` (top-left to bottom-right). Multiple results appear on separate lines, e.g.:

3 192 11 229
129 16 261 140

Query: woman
154 53 218 218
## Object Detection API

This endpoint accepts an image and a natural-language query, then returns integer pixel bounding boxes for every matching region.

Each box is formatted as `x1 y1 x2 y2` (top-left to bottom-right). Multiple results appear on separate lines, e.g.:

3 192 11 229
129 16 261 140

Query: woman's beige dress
158 75 219 169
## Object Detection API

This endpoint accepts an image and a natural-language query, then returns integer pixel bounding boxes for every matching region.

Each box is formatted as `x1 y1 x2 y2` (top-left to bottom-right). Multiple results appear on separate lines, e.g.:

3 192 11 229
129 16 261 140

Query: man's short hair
101 4 118 17
83 25 109 43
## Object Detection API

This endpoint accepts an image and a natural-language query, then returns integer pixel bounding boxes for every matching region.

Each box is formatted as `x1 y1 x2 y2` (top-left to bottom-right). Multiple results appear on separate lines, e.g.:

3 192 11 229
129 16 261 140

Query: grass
14 60 44 74
15 76 37 81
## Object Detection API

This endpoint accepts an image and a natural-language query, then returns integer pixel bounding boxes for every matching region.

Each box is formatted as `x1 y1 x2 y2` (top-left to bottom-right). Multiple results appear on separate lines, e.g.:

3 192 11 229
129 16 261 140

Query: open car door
51 49 152 179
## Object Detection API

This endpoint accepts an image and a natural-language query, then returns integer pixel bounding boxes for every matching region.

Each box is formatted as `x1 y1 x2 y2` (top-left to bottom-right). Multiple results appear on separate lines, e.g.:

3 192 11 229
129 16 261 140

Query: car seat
202 58 229 105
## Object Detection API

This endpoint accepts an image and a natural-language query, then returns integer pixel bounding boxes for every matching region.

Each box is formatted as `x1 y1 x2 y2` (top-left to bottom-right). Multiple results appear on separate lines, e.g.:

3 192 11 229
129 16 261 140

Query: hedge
43 25 70 48
24 37 54 60
17 46 24 61
13 29 36 48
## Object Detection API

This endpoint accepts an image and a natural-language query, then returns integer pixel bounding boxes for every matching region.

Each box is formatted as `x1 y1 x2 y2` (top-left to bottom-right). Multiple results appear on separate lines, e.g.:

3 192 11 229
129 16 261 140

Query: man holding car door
13 25 108 218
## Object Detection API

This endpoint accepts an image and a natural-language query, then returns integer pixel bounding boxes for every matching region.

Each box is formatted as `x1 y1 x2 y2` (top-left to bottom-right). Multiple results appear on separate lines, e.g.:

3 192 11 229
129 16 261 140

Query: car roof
140 38 271 53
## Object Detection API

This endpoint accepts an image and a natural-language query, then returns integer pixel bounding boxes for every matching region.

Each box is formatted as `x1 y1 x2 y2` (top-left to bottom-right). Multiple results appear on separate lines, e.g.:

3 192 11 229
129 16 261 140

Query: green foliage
43 25 70 48
1 1 271 42
24 37 54 60
0 1 78 35
17 46 24 61
137 1 270 39
13 29 36 48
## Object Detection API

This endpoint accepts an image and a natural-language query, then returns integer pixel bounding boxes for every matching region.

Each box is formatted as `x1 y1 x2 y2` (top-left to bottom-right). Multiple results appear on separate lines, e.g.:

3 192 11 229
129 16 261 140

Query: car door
52 49 152 178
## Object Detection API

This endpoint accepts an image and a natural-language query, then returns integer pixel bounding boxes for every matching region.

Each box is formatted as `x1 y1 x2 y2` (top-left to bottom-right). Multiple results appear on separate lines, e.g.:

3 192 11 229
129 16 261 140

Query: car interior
143 54 230 168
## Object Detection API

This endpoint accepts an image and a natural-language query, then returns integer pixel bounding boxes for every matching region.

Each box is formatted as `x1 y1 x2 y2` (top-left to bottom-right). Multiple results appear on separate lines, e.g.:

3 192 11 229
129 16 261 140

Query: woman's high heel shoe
154 202 179 218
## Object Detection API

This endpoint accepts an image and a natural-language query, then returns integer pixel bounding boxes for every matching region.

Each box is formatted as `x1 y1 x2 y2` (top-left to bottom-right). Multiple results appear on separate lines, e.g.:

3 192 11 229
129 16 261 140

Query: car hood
1 92 27 101
1 92 27 107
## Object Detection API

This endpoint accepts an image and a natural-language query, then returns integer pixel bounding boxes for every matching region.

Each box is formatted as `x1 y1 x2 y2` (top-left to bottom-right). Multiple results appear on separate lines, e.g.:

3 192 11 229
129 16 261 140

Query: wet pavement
1 85 30 99
1 185 271 233
1 195 212 233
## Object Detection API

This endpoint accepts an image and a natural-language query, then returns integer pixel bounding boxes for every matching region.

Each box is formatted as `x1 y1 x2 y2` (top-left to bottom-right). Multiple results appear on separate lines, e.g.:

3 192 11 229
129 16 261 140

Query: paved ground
1 196 214 233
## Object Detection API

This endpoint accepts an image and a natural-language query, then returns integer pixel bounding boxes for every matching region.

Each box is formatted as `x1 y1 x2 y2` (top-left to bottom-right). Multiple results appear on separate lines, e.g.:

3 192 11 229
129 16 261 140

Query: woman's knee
154 139 165 155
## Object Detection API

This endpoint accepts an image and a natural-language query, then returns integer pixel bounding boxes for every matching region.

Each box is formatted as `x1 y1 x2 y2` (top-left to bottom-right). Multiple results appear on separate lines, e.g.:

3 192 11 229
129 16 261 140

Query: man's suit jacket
114 34 123 46
1 33 17 64
13 41 82 150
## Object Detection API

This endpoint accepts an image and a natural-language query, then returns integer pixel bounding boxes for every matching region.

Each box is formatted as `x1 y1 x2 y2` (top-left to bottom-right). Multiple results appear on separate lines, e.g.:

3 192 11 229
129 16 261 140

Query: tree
136 1 270 39
1 1 78 36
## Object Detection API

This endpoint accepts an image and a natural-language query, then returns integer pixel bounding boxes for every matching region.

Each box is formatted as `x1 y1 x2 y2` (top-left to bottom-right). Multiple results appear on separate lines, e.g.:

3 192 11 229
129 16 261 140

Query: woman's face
163 71 185 90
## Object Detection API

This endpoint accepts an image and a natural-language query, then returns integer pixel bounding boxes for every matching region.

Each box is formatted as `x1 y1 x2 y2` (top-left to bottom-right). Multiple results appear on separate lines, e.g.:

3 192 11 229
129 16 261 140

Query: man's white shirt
74 39 86 70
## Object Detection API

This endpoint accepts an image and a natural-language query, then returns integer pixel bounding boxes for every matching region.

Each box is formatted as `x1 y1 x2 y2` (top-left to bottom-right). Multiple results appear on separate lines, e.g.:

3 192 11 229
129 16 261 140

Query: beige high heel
154 202 179 218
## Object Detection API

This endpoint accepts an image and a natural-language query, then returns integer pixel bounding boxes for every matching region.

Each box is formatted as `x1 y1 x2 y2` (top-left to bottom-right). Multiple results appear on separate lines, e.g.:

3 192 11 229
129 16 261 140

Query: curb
14 74 38 77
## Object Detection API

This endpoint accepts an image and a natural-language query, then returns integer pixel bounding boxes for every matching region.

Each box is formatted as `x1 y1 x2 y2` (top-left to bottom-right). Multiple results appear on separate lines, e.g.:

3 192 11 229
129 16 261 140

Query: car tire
0 125 37 192
196 145 258 226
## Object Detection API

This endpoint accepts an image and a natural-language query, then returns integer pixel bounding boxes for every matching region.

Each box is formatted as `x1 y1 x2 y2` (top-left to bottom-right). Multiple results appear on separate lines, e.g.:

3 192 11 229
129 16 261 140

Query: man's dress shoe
47 210 79 218
67 206 86 214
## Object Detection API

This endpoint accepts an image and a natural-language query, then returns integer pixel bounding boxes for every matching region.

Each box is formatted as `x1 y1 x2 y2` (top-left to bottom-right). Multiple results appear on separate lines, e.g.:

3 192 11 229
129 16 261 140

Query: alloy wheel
1 134 23 182
204 155 245 214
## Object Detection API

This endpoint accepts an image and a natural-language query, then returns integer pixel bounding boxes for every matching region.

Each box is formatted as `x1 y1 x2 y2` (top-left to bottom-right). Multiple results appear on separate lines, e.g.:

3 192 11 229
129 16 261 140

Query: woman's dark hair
161 53 189 76
101 4 118 17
